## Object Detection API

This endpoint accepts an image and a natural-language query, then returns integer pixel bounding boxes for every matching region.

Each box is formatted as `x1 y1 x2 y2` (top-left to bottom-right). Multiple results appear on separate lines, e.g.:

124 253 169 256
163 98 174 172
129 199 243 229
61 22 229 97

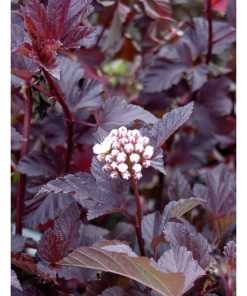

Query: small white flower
102 164 112 172
122 171 131 180
143 145 154 159
116 152 127 163
134 172 142 180
111 161 118 170
142 160 151 168
135 143 144 153
118 163 128 173
142 136 150 146
96 154 105 162
118 126 128 133
132 163 142 173
100 137 113 154
127 130 133 137
110 171 119 179
112 141 121 150
93 143 102 155
128 135 136 144
124 143 134 154
129 153 140 163
118 126 128 137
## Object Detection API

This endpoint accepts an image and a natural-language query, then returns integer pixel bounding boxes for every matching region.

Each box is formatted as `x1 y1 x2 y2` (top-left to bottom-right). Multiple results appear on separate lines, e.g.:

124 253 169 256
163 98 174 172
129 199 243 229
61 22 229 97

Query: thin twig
42 70 74 171
16 85 32 235
130 177 146 256
206 0 213 64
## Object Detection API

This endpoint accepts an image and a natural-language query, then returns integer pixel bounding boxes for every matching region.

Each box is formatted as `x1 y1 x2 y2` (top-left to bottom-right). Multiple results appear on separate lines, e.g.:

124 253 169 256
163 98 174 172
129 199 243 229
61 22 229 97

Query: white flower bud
122 171 131 180
142 159 151 168
142 136 150 146
93 143 102 155
132 163 142 173
110 129 118 137
96 154 106 162
111 149 119 157
143 145 154 159
111 161 118 170
118 163 128 173
112 141 121 150
135 143 144 153
127 130 133 137
119 138 129 146
132 129 141 139
128 135 136 144
102 164 112 172
124 143 134 154
116 152 127 163
129 153 140 163
110 171 119 179
134 172 142 180
118 126 128 138
105 154 114 163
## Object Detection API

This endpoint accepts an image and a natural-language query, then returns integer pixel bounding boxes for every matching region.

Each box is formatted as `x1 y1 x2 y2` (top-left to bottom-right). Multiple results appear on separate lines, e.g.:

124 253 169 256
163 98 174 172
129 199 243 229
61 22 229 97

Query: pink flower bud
124 143 134 154
105 154 114 163
142 136 150 146
128 135 136 144
142 159 151 168
134 172 142 180
111 161 118 170
116 152 127 163
112 141 121 150
119 138 129 146
102 164 112 172
96 154 106 162
118 126 128 138
135 143 144 153
127 130 133 137
110 129 118 137
122 171 131 180
132 129 141 139
110 171 119 179
111 149 119 157
143 145 154 160
129 153 140 163
132 163 142 173
118 163 128 173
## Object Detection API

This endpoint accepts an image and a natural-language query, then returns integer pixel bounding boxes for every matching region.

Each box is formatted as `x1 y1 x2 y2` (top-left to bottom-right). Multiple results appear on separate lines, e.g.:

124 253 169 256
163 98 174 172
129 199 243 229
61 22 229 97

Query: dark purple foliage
11 0 236 294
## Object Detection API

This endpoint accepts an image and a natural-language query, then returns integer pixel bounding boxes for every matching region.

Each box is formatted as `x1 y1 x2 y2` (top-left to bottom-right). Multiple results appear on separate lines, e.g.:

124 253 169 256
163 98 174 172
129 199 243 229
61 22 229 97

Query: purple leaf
143 102 194 150
11 234 26 253
24 193 74 229
163 222 211 269
167 170 191 201
223 240 236 268
95 97 158 138
60 240 185 296
37 202 81 263
193 164 236 218
151 246 205 293
11 127 25 151
17 150 63 178
11 270 22 291
100 287 127 296
227 0 236 28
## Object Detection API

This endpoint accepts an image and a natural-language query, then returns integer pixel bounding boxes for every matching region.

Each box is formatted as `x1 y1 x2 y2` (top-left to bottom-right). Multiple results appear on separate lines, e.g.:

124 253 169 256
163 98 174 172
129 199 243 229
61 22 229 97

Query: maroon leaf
11 234 26 253
167 170 191 201
37 202 81 263
193 164 236 218
16 0 96 78
151 246 205 293
11 127 25 151
163 222 211 269
11 270 22 291
227 0 236 28
60 240 185 296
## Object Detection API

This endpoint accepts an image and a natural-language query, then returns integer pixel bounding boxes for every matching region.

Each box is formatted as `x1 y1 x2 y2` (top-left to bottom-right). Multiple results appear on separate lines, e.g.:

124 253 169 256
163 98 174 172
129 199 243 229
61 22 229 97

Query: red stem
206 0 213 64
43 70 74 171
130 177 146 256
16 86 32 235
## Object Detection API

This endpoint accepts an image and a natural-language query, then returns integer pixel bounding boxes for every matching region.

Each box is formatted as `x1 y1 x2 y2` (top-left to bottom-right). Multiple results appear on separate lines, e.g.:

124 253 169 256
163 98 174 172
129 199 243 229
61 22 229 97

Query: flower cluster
93 127 154 180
